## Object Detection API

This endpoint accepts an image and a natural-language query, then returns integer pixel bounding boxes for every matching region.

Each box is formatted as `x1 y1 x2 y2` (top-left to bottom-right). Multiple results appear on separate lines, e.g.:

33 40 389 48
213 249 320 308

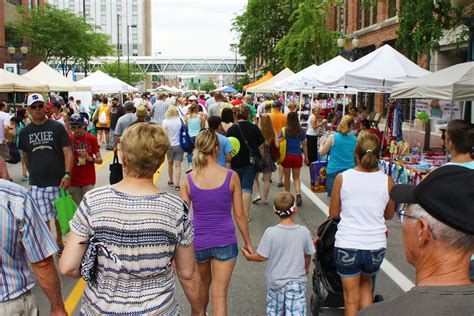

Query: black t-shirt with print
19 119 71 187
226 121 264 169
110 105 126 130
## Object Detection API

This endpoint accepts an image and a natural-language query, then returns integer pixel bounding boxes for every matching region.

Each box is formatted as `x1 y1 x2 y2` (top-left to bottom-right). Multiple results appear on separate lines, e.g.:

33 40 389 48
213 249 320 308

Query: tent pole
342 87 346 116
409 99 413 145
355 92 358 109
449 99 454 121
298 91 302 121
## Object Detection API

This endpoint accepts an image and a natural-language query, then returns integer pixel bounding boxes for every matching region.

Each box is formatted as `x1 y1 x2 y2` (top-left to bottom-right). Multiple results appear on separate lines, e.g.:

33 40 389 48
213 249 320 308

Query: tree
396 0 466 63
95 61 146 86
274 0 339 71
200 81 217 93
232 0 302 74
8 4 113 76
232 75 250 92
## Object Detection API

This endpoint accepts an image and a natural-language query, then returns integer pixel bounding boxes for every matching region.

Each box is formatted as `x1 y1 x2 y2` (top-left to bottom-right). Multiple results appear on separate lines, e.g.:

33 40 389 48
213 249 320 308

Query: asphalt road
7 147 415 315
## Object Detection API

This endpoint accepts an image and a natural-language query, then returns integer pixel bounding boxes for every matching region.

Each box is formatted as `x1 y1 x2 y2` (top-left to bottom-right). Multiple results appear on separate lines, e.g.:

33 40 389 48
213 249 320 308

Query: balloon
227 137 240 157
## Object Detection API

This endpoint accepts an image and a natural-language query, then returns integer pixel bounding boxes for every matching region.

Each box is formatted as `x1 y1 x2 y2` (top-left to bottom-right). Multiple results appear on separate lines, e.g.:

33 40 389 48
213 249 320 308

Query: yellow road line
64 158 166 315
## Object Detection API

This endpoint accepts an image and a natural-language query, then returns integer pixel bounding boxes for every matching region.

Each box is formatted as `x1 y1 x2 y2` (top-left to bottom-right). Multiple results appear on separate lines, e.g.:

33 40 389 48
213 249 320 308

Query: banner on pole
415 99 461 121
4 63 17 74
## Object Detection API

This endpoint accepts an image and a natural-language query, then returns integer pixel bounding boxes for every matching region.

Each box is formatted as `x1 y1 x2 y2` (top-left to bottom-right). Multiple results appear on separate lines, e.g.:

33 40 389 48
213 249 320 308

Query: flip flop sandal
175 186 180 191
168 181 174 187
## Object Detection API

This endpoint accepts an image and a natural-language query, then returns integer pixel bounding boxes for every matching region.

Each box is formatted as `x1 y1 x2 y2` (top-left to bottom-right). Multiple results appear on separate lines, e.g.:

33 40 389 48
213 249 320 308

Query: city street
7 147 414 315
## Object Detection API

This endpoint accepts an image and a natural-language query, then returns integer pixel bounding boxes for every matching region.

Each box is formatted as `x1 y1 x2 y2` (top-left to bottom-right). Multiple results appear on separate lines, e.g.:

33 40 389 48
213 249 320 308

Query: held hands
240 244 255 261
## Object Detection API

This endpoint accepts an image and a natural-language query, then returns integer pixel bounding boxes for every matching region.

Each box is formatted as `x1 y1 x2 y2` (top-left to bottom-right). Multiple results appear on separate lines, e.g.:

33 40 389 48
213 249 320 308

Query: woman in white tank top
328 130 395 316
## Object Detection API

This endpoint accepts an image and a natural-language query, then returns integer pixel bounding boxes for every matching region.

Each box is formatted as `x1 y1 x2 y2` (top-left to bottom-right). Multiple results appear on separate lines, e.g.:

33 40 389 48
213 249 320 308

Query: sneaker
296 194 303 207
21 176 29 182
277 182 284 188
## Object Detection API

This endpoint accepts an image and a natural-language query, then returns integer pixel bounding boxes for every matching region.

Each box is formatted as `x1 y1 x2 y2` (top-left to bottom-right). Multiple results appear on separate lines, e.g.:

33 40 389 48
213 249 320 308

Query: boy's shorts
266 281 306 316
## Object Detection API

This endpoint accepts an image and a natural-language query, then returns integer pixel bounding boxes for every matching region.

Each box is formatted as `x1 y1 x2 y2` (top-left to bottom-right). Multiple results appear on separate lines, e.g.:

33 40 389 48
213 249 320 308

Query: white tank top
52 114 66 127
335 169 389 250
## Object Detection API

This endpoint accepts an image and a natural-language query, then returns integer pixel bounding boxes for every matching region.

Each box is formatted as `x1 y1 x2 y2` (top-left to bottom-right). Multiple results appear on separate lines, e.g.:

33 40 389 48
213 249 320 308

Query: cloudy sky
151 0 247 57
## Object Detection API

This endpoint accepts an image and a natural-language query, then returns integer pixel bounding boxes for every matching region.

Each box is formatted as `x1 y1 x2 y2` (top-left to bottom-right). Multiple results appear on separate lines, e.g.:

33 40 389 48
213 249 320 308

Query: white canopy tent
274 64 318 92
76 70 136 93
319 45 430 93
23 62 90 92
0 68 48 92
390 61 474 101
246 68 295 93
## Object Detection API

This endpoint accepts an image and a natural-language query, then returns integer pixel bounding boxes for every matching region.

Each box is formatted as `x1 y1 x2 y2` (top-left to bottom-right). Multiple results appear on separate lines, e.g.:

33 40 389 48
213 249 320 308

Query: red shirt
69 133 100 187
231 100 243 106
369 128 384 144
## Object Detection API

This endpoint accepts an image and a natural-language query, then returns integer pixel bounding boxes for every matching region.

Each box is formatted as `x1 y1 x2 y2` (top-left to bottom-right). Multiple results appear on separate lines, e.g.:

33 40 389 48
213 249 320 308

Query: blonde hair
192 129 219 172
177 97 185 106
259 114 275 144
337 115 354 135
165 105 178 119
355 130 380 170
121 123 169 178
287 102 297 110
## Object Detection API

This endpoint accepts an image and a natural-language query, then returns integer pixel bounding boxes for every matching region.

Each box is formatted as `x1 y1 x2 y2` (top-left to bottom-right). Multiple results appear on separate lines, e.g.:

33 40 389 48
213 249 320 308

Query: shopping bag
276 128 286 165
6 142 20 164
109 151 123 184
309 156 328 193
54 189 78 236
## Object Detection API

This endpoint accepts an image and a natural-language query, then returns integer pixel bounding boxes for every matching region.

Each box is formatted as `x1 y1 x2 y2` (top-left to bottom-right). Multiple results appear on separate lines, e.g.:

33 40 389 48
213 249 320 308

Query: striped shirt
0 179 59 302
70 186 194 315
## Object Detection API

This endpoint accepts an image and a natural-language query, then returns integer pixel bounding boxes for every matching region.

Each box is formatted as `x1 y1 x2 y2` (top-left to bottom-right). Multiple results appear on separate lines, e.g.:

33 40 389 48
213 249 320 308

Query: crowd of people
0 89 472 316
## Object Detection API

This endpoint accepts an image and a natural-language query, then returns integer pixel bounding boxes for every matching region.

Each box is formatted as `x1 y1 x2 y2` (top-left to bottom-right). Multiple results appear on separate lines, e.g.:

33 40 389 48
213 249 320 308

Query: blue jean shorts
233 165 257 193
334 247 386 277
194 243 238 264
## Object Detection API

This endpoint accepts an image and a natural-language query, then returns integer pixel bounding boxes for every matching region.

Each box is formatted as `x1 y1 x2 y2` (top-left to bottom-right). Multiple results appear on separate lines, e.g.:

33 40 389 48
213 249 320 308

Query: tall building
1 0 45 70
46 0 152 57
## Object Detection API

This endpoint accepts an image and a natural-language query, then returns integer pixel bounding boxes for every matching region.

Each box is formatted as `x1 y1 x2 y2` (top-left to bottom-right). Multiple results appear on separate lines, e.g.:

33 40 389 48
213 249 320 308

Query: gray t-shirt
151 100 168 125
358 285 474 316
114 113 137 137
208 102 224 117
257 224 315 289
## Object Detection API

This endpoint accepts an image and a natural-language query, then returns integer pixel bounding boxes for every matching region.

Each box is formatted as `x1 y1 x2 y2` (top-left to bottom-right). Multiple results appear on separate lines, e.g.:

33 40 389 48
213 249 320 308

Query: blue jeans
326 170 344 197
233 165 257 193
194 243 238 263
187 136 196 164
109 128 115 147
334 247 386 277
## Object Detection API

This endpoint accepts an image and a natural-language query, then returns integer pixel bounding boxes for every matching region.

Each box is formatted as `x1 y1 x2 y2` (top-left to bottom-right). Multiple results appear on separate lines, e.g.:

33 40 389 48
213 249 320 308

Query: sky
151 0 247 58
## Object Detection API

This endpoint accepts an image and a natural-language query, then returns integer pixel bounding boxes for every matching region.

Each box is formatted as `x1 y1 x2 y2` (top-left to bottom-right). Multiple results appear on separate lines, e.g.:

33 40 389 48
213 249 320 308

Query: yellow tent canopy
243 71 273 91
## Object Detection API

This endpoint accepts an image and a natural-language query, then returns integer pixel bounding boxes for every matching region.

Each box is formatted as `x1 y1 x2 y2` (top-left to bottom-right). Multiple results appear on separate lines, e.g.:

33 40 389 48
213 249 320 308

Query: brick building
327 0 402 114
0 0 45 72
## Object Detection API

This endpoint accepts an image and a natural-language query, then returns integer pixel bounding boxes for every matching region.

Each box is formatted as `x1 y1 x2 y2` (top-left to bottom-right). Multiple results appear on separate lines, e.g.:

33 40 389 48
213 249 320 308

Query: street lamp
127 24 137 84
7 45 28 74
337 33 360 60
117 14 121 80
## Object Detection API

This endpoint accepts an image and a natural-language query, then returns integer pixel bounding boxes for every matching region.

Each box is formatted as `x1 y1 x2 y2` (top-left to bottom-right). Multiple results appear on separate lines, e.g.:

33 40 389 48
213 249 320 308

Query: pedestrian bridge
85 56 247 76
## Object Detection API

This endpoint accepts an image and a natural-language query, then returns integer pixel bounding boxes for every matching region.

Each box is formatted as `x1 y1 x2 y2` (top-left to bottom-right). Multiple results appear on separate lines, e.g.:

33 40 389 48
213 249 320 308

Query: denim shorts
194 243 238 263
334 247 386 277
233 165 257 193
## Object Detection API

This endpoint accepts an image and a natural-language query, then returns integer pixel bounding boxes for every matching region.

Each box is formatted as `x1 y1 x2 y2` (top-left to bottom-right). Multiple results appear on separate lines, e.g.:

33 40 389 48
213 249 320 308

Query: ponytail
355 131 380 170
192 130 219 172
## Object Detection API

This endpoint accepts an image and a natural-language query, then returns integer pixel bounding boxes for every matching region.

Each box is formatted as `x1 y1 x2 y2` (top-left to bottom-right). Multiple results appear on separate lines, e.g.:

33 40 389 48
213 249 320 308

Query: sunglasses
30 103 45 110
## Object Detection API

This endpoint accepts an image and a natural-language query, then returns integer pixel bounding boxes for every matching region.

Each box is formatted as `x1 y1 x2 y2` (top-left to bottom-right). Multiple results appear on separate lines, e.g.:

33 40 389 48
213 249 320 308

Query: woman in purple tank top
181 129 253 316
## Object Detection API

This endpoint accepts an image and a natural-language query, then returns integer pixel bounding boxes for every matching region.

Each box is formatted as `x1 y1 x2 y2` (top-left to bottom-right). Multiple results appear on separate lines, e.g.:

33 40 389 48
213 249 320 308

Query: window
372 2 378 24
6 0 21 5
388 0 397 18
357 3 363 30
364 4 370 28
133 43 138 50
68 0 74 11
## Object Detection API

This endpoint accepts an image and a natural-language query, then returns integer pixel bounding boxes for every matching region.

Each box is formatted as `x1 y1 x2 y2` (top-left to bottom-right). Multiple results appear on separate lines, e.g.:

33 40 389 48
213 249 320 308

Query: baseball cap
390 165 474 234
27 93 45 106
272 100 283 108
70 113 86 125
135 105 147 117
188 95 197 101
236 93 243 98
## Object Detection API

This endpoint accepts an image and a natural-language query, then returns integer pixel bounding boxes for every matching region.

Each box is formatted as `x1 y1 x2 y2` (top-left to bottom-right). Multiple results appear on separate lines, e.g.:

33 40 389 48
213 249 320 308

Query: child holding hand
241 192 316 316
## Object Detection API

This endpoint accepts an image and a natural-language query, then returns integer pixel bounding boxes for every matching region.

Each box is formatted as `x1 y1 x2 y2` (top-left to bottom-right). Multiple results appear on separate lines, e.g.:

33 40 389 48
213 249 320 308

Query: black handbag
109 151 123 184
79 236 121 282
236 123 267 172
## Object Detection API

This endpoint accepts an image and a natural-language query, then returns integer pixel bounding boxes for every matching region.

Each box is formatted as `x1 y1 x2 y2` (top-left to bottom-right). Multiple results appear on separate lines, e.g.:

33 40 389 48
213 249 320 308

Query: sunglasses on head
30 103 44 110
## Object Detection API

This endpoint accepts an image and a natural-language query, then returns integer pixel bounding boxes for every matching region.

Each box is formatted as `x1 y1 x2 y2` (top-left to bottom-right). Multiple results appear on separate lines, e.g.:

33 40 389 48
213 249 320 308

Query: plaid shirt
0 180 58 302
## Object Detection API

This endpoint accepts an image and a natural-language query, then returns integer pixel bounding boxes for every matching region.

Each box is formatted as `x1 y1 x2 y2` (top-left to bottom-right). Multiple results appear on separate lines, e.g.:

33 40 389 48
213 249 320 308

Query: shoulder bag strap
236 123 256 156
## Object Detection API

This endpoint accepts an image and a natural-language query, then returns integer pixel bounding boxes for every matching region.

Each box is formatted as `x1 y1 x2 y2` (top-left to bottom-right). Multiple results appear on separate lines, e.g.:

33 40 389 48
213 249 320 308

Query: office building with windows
46 0 152 57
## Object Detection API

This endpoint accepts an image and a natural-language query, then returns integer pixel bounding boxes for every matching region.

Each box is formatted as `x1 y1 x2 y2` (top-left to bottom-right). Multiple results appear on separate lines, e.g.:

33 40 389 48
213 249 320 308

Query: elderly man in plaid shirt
0 176 67 315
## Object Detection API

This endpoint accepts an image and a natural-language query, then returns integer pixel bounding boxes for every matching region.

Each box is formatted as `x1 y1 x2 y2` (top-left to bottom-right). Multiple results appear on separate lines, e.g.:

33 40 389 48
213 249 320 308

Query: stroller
310 218 383 315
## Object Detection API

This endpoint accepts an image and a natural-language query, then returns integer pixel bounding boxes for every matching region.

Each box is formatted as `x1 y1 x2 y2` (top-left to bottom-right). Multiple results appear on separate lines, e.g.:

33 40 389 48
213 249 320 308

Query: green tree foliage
396 0 465 62
232 0 302 73
95 61 146 86
200 81 217 93
232 75 250 92
8 4 112 75
275 0 339 71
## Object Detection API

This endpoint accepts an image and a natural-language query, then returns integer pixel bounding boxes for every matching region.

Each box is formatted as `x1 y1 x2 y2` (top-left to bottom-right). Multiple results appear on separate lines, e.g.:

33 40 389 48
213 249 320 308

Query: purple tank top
187 169 237 251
